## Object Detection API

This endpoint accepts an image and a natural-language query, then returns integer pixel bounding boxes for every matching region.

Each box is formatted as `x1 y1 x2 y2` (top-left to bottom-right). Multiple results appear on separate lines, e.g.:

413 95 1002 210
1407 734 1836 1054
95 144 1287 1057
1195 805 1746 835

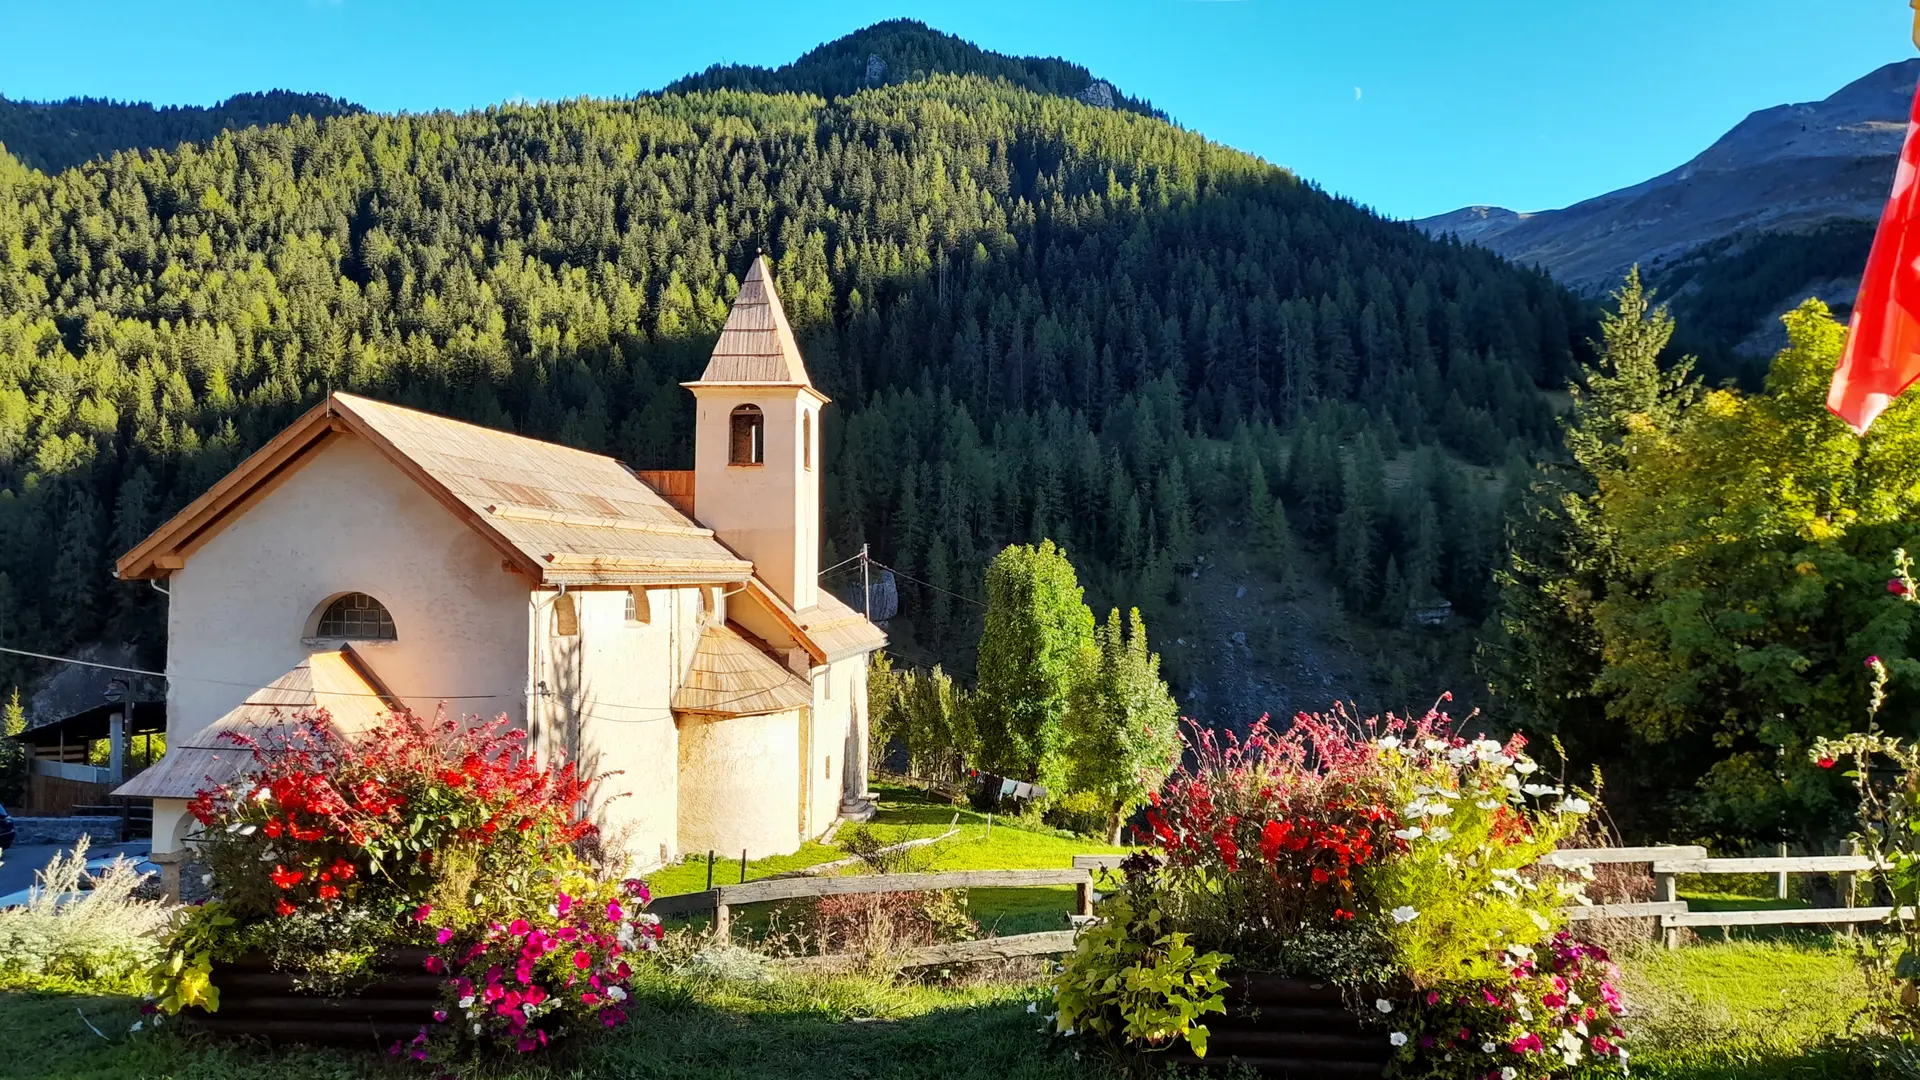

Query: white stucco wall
541 584 706 872
689 387 819 611
677 707 804 859
162 433 532 784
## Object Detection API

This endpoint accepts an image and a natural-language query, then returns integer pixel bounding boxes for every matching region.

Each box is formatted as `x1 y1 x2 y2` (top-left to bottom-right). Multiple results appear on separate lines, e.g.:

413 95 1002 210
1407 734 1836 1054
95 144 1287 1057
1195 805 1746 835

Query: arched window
316 593 396 640
729 405 764 465
802 411 812 471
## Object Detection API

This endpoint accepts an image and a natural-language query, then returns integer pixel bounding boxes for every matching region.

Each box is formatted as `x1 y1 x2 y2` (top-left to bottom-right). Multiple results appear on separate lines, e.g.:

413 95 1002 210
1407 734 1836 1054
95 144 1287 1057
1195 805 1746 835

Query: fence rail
645 845 1896 962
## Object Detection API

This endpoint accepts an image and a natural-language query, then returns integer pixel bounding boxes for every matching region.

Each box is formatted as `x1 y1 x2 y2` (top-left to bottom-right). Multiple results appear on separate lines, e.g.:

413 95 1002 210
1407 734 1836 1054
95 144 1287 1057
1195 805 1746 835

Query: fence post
713 892 731 942
1776 842 1789 901
1075 871 1095 919
1656 870 1679 950
1842 840 1861 936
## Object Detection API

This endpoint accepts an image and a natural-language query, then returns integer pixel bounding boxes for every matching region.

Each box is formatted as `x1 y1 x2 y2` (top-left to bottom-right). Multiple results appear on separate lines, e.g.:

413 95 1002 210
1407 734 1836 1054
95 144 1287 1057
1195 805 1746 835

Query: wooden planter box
182 947 443 1047
1162 973 1388 1079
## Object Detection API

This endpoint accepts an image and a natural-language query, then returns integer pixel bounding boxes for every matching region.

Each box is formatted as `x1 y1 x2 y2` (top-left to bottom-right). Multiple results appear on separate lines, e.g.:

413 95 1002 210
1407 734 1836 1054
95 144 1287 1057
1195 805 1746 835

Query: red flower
317 884 341 901
268 865 305 890
1818 756 1837 769
572 950 593 971
274 898 297 917
1892 578 1910 596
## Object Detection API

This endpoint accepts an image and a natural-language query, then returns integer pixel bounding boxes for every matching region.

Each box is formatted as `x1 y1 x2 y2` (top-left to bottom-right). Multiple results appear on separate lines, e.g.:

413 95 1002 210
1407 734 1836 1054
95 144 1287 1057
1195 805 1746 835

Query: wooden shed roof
112 648 396 801
684 255 826 400
115 393 754 586
671 622 814 717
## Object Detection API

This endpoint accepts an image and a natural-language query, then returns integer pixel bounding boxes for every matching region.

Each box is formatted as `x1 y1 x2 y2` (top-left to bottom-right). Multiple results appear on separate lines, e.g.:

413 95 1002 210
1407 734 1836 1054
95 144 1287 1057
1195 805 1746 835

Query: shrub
1385 932 1628 1080
410 874 662 1064
0 838 171 993
150 706 659 1067
1052 891 1228 1058
1058 702 1624 1077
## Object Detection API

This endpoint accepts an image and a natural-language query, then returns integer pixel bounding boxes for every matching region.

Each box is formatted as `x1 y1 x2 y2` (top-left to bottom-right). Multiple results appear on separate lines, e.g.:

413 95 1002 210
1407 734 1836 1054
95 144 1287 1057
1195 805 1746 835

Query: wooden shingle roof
116 393 753 586
685 255 826 400
743 578 888 665
113 648 396 801
671 623 814 717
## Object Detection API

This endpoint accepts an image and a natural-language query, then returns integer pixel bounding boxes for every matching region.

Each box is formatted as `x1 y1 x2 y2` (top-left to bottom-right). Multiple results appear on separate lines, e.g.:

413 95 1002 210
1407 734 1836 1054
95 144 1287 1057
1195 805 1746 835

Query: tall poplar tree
974 540 1096 790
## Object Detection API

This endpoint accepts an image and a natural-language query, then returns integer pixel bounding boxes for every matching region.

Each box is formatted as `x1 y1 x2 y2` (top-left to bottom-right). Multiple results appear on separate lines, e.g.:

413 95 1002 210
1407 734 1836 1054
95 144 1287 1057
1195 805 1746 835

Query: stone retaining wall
10 815 123 846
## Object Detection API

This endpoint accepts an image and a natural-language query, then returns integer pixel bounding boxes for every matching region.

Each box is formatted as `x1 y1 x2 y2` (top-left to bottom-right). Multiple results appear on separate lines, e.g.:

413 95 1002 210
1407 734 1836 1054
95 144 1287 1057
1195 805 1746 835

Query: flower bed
1052 703 1630 1079
146 708 661 1067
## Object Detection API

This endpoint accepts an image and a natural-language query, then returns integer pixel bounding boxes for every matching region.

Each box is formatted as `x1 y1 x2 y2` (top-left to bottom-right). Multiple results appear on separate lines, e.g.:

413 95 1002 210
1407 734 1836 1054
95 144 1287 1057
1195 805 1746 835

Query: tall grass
0 838 171 993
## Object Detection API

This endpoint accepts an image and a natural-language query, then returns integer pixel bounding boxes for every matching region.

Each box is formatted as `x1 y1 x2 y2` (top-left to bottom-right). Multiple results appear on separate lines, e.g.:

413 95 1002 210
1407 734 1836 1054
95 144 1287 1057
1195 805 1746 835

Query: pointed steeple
691 254 822 395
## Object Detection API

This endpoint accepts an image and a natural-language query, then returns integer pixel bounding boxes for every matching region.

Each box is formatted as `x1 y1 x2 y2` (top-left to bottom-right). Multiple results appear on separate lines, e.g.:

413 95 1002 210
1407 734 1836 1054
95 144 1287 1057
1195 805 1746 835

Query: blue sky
0 0 1912 220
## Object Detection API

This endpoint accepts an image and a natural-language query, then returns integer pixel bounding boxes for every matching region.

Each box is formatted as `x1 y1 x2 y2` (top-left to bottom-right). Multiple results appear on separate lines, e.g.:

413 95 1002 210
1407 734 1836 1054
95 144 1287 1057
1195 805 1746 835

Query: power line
869 558 987 609
0 644 507 700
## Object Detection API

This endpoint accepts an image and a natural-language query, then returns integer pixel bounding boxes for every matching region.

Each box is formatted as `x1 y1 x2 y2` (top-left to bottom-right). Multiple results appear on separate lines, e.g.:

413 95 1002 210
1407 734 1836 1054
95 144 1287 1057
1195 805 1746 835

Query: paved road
0 841 151 898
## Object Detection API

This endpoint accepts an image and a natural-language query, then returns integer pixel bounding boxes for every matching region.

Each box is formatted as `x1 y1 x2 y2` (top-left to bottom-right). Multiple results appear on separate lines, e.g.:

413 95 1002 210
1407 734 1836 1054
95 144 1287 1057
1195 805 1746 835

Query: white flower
1473 738 1502 755
226 821 244 834
129 1021 143 1034
1423 739 1446 752
1403 799 1430 817
1426 826 1453 843
253 787 272 803
1514 760 1539 775
1377 736 1402 751
1375 998 1393 1014
472 1023 483 1035
1502 774 1522 790
1391 905 1420 924
1502 1069 1518 1080
1027 1002 1038 1014
458 995 476 1009
201 873 213 885
1476 799 1500 810
1393 826 1424 841
1522 783 1558 797
1530 911 1552 931
1062 1027 1076 1037
1558 797 1592 815
1389 1032 1409 1046
1424 801 1453 818
1482 1041 1496 1053
606 986 627 1002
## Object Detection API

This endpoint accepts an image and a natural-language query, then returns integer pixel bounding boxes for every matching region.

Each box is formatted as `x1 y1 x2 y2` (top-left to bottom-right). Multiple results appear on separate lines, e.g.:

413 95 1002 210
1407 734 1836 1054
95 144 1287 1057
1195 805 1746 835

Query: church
113 256 886 876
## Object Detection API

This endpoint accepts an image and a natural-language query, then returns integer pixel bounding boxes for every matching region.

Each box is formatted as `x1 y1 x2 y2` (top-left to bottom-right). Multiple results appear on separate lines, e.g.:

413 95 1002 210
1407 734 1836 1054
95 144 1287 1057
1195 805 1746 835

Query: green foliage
868 652 975 782
1064 607 1180 842
974 540 1096 789
0 69 1579 697
0 838 172 994
0 688 22 805
147 901 234 1013
1050 893 1228 1058
1589 301 1920 843
663 19 1163 119
0 90 362 174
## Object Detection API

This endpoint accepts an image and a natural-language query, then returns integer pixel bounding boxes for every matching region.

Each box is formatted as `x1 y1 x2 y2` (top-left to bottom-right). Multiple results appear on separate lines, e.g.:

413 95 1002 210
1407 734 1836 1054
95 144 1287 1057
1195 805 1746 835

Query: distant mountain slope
661 18 1161 118
1418 60 1916 293
0 90 362 173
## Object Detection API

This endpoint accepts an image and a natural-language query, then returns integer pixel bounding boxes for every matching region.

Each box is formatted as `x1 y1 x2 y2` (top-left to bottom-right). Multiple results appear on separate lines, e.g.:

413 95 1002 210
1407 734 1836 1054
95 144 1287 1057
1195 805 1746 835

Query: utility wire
0 644 507 700
868 558 988 608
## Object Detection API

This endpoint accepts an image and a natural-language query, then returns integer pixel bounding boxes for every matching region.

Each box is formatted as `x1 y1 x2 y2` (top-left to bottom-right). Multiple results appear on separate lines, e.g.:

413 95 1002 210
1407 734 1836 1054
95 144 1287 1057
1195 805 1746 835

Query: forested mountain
662 19 1161 119
0 90 361 174
0 65 1585 721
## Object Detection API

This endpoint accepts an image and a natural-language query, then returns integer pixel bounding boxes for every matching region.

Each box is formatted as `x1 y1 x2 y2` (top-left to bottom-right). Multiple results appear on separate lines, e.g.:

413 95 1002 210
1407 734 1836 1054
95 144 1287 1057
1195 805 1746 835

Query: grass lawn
645 784 1128 938
1 933 1878 1080
1573 936 1873 1080
0 968 1111 1080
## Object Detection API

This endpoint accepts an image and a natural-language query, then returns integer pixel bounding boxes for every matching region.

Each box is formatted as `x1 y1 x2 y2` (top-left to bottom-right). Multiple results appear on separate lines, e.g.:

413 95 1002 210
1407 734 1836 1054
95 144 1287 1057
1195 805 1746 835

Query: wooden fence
644 845 1899 968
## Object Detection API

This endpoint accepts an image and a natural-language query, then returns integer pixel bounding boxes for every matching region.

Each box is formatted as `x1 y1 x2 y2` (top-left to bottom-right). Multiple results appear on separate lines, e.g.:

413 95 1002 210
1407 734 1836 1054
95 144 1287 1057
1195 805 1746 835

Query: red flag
1828 78 1920 433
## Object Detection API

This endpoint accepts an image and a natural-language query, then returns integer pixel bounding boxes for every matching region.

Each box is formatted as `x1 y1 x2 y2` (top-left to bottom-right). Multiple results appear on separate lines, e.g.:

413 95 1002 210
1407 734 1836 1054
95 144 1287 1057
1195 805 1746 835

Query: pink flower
556 892 573 916
432 1010 448 1023
573 949 593 970
508 918 531 936
1425 991 1440 1006
423 955 446 974
1542 992 1566 1009
606 900 624 922
1891 578 1909 596
436 927 454 945
602 1007 627 1028
413 904 433 922
1510 1033 1544 1054
1592 1035 1616 1055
